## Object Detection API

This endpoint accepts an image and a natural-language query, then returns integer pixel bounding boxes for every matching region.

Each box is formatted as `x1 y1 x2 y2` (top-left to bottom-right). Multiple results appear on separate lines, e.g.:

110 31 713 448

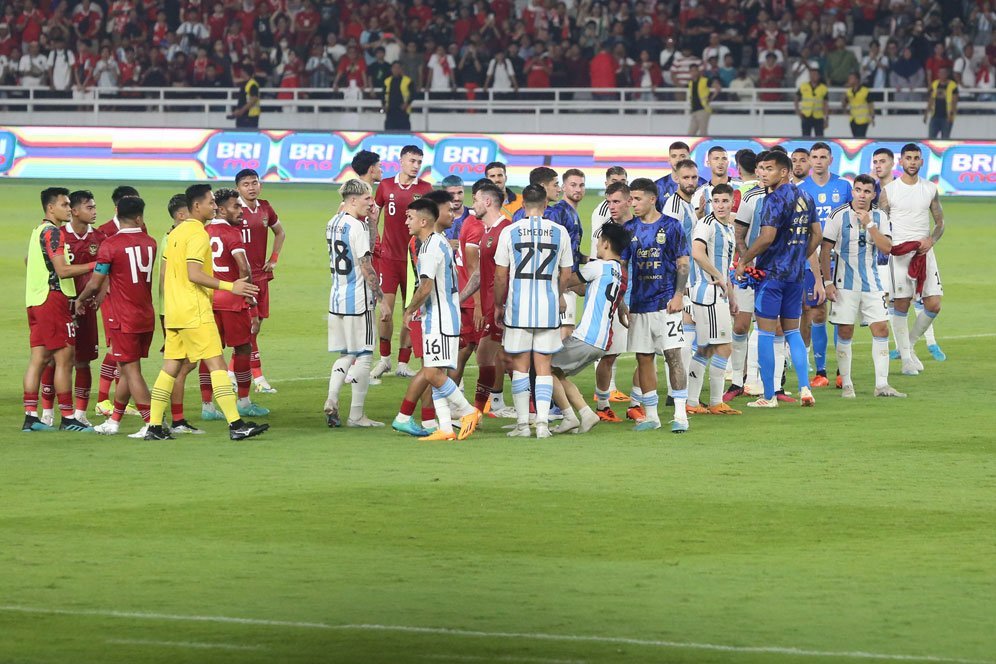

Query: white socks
348 354 373 420
327 355 354 405
511 371 531 426
837 338 853 387
872 336 890 389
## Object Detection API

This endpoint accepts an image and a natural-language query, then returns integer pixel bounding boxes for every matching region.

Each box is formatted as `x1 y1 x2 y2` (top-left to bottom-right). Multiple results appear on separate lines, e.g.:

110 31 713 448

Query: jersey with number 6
374 176 432 262
206 220 249 312
326 212 372 316
95 227 157 333
494 216 572 330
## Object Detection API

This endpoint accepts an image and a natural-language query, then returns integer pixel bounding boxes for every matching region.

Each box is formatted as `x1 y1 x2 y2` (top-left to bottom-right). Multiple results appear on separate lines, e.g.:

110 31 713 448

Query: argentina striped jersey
823 205 890 293
495 216 572 329
573 259 625 350
417 232 461 336
326 212 371 315
690 214 736 306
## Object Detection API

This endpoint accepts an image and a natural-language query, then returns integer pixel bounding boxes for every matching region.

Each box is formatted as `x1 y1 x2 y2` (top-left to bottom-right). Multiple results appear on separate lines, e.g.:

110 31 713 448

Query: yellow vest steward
798 82 828 118
928 79 957 118
688 76 711 112
846 85 871 124
245 78 261 117
384 75 413 108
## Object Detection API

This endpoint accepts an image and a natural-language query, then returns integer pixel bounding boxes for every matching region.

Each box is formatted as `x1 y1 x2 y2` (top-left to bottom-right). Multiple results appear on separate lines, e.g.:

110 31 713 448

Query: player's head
235 168 260 201
852 174 876 211
706 146 729 179
116 195 145 228
69 189 97 225
529 166 561 203
628 178 657 218
167 193 189 223
710 183 735 219
809 142 833 175
400 145 424 179
185 184 216 223
111 185 139 209
900 143 922 176
340 178 373 219
351 150 382 182
757 151 790 188
441 175 465 212
214 187 244 225
405 198 437 237
596 221 631 260
485 161 508 192
41 187 72 223
791 148 810 179
735 148 757 179
562 168 585 204
668 140 691 164
871 147 895 180
521 183 548 216
673 159 699 198
768 145 788 155
605 181 631 223
472 181 503 217
605 166 627 186
423 189 454 229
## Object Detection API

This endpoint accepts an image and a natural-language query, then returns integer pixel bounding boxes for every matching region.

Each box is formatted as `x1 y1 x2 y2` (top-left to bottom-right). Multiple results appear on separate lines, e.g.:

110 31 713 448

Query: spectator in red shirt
524 42 552 88
454 6 474 46
16 0 45 47
758 51 785 102
207 2 228 41
589 42 616 91
151 10 170 47
925 43 952 84
0 23 16 58
632 48 663 100
407 0 432 24
117 46 141 87
333 43 367 89
224 23 246 58
294 0 320 47
192 46 211 84
72 0 103 42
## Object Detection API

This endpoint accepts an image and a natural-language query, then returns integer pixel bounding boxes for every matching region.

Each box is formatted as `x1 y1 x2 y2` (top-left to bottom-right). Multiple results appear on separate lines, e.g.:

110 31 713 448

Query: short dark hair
901 143 921 156
711 183 735 198
628 177 657 198
792 147 810 156
605 181 630 197
872 147 895 159
407 197 438 220
597 222 631 256
755 150 770 164
116 196 145 221
214 187 240 207
111 185 140 205
167 194 188 218
673 159 698 172
485 161 507 174
853 174 877 188
423 189 451 209
235 168 259 184
707 145 727 157
41 187 70 211
735 149 757 174
471 178 492 194
401 144 424 158
810 141 832 154
529 166 558 186
562 168 585 182
668 141 690 154
475 182 503 205
769 145 788 155
605 166 627 179
521 183 548 208
351 150 380 176
69 190 94 208
185 183 214 210
760 151 792 171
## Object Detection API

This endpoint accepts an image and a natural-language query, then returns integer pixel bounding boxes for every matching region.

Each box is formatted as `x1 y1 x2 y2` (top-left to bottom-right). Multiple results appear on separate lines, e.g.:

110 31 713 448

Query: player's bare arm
734 220 751 262
74 270 106 314
493 264 509 321
463 244 483 327
358 254 383 304
877 187 891 216
186 260 259 297
459 271 480 303
404 276 434 323
924 192 945 252
806 220 823 258
668 256 690 313
263 222 285 272
736 226 776 280
558 266 572 313
819 238 836 302
617 301 630 328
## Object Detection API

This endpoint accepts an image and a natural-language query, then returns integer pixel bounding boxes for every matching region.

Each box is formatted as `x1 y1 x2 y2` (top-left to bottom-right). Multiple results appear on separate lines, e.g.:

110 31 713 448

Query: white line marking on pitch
426 654 585 664
0 605 989 664
106 638 263 651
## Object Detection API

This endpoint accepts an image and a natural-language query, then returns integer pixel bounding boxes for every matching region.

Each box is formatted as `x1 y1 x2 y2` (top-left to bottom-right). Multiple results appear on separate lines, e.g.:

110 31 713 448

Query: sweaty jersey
326 212 372 316
734 185 766 256
883 176 937 244
823 205 890 293
95 227 156 333
797 174 852 228
661 191 698 246
457 214 484 309
654 173 709 211
238 197 280 282
478 217 513 317
690 214 736 306
495 216 573 330
374 176 432 262
416 232 460 336
756 183 817 283
621 214 689 314
162 219 215 329
573 258 625 350
206 220 249 312
62 224 106 293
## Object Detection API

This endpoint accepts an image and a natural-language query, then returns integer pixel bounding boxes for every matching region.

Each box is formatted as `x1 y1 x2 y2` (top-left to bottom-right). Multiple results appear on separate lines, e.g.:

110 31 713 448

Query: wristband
866 221 877 230
268 252 279 264
823 280 833 287
219 281 234 292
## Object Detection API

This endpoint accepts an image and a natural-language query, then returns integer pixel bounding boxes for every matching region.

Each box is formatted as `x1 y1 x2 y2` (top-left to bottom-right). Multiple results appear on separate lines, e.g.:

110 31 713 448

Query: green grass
1 181 994 664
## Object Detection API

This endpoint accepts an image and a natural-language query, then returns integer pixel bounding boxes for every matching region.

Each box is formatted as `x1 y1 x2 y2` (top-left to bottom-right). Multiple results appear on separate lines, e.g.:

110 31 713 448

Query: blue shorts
755 279 804 321
803 270 820 307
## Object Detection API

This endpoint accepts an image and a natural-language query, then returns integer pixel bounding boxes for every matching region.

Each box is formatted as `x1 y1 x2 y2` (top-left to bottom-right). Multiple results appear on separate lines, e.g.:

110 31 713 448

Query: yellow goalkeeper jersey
162 219 214 329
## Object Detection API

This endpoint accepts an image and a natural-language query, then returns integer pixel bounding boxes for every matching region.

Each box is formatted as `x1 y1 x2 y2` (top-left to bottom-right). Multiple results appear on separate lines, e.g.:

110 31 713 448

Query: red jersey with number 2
239 198 279 282
95 228 157 333
206 220 250 312
374 176 432 262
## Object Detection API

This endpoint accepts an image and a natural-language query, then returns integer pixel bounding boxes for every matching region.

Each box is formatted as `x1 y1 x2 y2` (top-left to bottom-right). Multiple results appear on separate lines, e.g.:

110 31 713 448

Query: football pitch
1 180 994 664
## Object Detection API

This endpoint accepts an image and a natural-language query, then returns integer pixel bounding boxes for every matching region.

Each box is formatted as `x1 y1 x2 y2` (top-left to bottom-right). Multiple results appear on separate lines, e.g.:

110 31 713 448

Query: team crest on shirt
818 193 827 203
655 228 667 245
261 215 269 225
87 243 99 255
831 192 840 203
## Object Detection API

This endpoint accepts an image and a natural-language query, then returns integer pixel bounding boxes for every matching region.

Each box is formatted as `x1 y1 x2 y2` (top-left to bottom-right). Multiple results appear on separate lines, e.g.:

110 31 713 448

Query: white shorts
604 310 629 356
422 332 460 369
734 286 755 314
877 264 892 298
561 291 577 326
890 249 943 300
829 289 889 326
503 327 563 355
692 301 734 346
328 311 374 356
627 310 685 355
553 336 605 376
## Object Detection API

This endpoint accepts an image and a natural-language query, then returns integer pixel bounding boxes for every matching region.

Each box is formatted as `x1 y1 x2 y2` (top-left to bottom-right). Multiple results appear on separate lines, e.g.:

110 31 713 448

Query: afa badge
655 228 667 245
831 192 841 203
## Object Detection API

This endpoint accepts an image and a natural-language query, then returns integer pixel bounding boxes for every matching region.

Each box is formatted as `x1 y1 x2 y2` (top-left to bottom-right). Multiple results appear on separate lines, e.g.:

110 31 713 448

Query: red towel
891 240 928 295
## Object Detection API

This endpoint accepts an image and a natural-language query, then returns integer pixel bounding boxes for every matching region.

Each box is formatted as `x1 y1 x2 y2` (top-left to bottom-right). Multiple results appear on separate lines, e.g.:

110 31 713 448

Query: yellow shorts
164 322 223 362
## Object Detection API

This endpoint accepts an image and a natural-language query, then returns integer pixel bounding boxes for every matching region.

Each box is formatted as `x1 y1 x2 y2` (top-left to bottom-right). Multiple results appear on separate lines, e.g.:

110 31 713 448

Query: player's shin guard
233 353 252 399
709 355 728 406
757 329 776 400
641 390 660 424
910 308 938 346
773 335 786 390
98 354 116 402
349 354 373 421
57 392 73 419
746 329 760 388
210 370 240 423
811 322 828 373
249 333 263 379
379 338 391 361
398 346 412 364
872 336 891 389
629 385 643 407
914 301 938 346
511 371 531 426
431 380 458 434
74 365 92 413
686 353 708 406
784 329 811 392
609 363 618 393
327 355 354 405
730 332 748 386
836 338 853 387
892 310 912 360
149 371 175 427
24 391 39 416
198 361 213 403
41 364 56 411
534 375 554 425
475 365 495 412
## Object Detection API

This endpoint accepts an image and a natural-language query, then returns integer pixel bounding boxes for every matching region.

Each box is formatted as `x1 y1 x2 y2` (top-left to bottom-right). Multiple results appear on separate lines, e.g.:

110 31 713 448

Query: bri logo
204 132 271 177
358 135 421 178
279 134 344 179
432 138 499 176
942 146 996 190
0 131 15 172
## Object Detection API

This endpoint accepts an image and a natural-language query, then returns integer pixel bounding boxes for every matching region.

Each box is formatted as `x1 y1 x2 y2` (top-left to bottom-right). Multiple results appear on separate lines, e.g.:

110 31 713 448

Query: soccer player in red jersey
22 187 96 433
235 168 286 393
444 176 485 385
75 196 158 437
201 188 270 420
371 144 432 380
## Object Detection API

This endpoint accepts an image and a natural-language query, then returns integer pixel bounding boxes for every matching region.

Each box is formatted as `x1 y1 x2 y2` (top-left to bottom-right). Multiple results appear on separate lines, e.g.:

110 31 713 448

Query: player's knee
924 300 941 315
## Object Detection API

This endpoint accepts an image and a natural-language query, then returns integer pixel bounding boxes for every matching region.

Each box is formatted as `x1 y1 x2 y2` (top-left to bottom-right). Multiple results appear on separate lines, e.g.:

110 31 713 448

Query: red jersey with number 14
95 227 157 333
238 197 279 282
62 224 106 292
478 217 512 317
206 220 250 312
375 176 432 262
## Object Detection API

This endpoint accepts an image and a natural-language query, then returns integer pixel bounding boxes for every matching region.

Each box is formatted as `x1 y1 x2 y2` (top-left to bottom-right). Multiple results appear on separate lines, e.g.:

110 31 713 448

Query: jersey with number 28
495 216 572 330
326 212 372 316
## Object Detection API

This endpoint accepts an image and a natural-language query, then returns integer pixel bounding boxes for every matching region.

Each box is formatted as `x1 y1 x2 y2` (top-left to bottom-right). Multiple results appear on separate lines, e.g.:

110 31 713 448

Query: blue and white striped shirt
823 205 890 293
326 212 371 315
690 214 736 306
573 259 624 350
417 232 461 336
494 216 572 330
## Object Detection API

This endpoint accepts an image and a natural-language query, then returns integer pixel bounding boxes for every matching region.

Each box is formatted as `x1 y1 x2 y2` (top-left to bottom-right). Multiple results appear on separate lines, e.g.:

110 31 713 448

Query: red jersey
477 217 512 316
238 197 279 282
206 220 250 312
61 223 106 293
95 228 156 334
458 214 484 309
97 216 147 237
374 176 432 262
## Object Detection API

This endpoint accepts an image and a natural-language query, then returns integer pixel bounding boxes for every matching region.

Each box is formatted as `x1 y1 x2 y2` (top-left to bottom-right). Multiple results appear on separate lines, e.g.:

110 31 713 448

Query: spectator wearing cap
383 61 413 131
687 63 715 136
796 66 828 137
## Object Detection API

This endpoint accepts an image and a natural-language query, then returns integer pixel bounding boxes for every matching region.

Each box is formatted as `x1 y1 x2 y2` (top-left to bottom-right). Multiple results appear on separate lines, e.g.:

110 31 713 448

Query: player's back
98 217 148 237
326 212 370 316
417 232 460 336
756 183 814 283
62 224 106 292
662 191 697 244
163 219 214 329
735 185 767 248
883 177 935 243
574 258 624 350
207 220 249 311
375 177 432 260
498 216 571 330
100 228 156 333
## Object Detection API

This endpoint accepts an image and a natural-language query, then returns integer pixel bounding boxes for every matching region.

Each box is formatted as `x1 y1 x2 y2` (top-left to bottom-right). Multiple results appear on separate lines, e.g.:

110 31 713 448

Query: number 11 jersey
494 216 573 330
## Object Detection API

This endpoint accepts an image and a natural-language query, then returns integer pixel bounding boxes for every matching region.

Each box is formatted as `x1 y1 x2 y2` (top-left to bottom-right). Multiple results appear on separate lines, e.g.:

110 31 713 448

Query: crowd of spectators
0 0 993 104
